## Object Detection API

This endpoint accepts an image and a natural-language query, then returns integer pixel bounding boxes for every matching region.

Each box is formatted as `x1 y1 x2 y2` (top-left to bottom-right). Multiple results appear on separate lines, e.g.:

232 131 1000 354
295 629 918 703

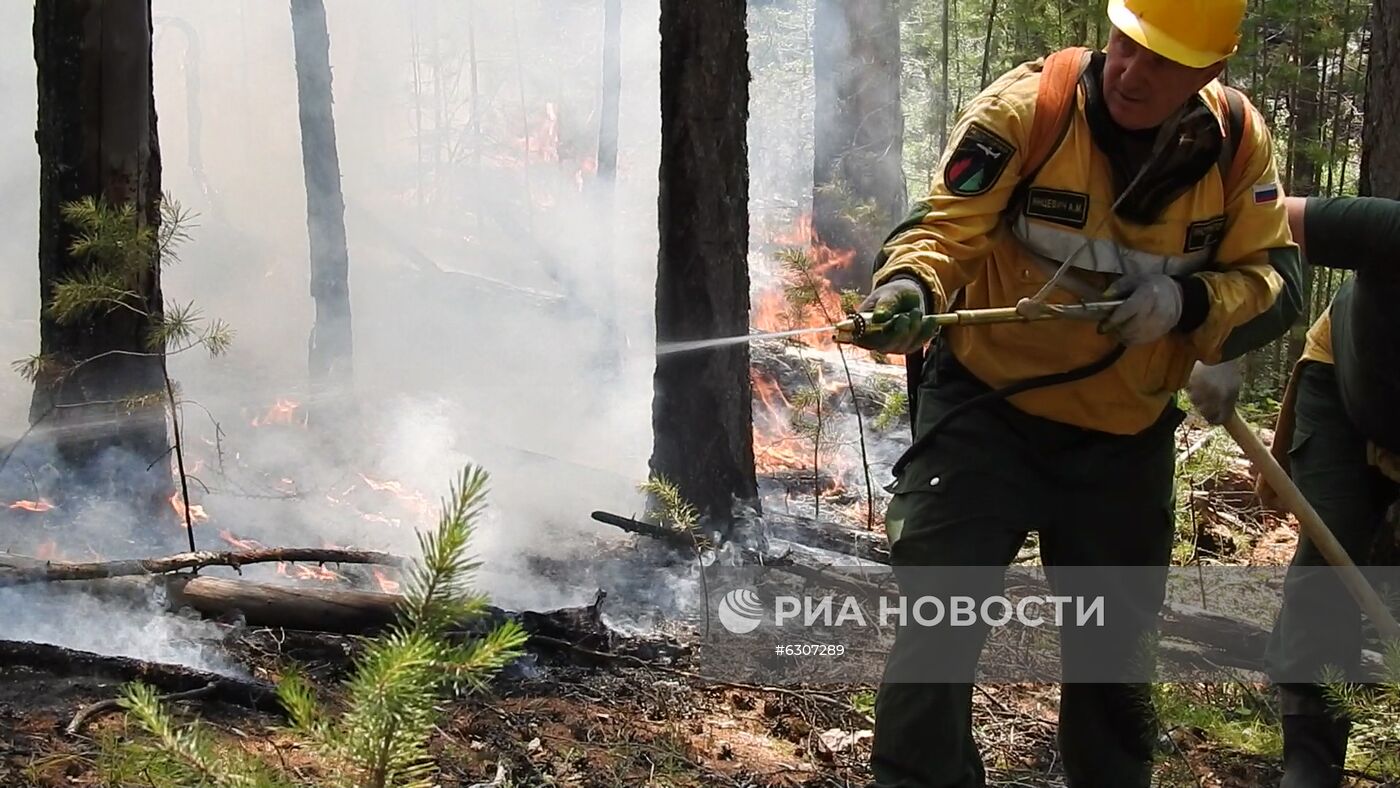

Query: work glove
853 278 940 355
1099 273 1183 346
1186 359 1242 425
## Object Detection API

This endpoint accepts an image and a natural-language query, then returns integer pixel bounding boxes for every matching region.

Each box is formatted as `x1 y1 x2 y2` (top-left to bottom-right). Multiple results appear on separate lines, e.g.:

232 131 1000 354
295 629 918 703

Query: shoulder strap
1216 83 1251 198
1008 47 1092 213
1023 47 1093 179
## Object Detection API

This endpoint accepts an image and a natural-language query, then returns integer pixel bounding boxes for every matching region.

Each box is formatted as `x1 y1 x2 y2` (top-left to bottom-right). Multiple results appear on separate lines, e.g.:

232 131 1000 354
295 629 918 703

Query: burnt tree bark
812 0 907 292
1361 0 1400 198
31 0 170 510
291 0 354 405
651 0 758 528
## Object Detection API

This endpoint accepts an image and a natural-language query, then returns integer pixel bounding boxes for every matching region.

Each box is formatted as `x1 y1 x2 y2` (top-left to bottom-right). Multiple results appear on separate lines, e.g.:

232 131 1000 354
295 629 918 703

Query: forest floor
1 415 1395 788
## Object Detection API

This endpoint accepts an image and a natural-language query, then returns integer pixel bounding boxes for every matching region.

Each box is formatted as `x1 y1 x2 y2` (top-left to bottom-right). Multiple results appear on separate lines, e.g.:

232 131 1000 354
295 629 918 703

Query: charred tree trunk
812 0 907 293
291 0 354 408
31 0 170 514
1361 0 1400 198
652 0 758 529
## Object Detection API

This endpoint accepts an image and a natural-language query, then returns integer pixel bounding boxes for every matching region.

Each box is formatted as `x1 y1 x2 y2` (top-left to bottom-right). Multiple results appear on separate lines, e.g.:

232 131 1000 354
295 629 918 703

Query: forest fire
278 563 342 583
373 568 401 594
250 398 306 428
357 474 432 521
751 373 809 474
8 499 54 513
169 492 209 524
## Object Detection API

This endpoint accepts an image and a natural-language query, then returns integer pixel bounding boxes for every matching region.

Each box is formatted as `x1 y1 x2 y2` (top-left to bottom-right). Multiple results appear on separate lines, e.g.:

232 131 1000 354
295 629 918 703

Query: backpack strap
1008 47 1093 213
1215 83 1251 199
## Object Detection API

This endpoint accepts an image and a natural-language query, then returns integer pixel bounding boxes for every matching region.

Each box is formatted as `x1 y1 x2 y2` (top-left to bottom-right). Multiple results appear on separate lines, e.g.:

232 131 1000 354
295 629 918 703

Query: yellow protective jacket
875 56 1303 436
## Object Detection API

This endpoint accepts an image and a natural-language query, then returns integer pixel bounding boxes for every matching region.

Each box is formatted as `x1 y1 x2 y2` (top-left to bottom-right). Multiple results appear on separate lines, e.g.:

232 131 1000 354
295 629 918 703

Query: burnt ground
0 648 1314 788
0 418 1394 788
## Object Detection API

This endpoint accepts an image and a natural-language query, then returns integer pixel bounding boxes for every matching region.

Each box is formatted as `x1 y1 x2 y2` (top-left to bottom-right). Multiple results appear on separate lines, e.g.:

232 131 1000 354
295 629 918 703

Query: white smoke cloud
0 0 893 657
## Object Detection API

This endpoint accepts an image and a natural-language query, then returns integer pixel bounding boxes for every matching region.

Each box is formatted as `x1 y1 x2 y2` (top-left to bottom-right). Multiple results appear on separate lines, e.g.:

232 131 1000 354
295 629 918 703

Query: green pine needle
99 463 527 788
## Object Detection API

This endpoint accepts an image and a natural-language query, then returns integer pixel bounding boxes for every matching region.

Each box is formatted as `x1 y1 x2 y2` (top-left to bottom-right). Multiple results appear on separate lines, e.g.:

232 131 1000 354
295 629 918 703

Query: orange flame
373 568 401 594
575 156 599 191
357 475 432 520
752 373 810 474
8 499 54 513
251 398 306 428
280 563 342 583
170 492 208 524
219 529 263 550
754 213 901 366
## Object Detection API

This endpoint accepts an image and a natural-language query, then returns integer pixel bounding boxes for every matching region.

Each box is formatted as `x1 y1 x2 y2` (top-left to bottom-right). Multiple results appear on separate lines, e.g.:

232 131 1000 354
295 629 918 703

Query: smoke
0 583 246 677
0 0 911 669
0 0 672 659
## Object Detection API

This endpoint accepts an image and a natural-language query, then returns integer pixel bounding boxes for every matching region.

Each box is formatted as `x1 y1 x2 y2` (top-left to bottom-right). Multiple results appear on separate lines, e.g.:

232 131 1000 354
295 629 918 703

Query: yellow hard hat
1107 0 1246 69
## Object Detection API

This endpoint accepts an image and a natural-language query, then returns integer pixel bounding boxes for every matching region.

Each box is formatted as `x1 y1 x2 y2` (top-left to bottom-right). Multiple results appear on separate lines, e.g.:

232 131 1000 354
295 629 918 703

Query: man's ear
1197 62 1227 90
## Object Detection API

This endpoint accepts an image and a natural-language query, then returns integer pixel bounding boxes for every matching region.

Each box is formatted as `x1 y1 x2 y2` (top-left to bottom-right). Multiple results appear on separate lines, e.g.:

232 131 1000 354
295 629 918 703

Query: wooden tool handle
1224 412 1400 644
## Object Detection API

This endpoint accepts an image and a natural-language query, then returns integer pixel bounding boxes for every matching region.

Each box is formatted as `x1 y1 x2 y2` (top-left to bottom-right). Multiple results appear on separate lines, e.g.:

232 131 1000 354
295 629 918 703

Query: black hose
889 344 1127 480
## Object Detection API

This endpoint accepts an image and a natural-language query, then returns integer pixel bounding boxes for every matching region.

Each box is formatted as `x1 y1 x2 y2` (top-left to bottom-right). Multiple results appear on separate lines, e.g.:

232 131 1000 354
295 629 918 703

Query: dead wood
0 639 280 714
167 575 402 633
0 547 410 587
163 577 638 656
591 510 886 598
66 682 217 736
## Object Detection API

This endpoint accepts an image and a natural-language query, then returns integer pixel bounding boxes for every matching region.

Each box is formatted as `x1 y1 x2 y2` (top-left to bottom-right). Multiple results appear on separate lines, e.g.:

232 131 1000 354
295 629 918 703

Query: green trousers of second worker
1265 361 1400 788
870 347 1181 788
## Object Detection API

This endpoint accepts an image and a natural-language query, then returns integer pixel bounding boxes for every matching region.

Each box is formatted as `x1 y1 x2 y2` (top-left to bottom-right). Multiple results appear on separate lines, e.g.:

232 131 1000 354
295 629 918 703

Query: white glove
1187 359 1242 425
1100 273 1183 346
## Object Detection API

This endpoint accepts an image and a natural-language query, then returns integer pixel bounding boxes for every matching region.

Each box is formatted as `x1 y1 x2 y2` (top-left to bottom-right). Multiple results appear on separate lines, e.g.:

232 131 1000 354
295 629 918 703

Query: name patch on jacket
1184 216 1227 253
944 123 1015 197
1024 188 1089 229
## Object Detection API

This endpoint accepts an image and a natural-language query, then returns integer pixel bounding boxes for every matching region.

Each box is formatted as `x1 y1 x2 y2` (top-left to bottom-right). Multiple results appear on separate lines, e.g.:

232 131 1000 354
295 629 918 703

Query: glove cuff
1174 275 1210 334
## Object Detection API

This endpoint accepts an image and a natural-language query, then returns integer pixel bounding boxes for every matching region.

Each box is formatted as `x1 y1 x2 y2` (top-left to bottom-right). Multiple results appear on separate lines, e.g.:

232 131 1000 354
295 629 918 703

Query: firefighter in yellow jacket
850 1 1303 786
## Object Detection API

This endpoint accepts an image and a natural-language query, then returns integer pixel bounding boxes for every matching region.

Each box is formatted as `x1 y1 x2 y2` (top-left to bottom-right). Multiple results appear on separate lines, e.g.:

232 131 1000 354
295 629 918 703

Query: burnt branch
0 639 279 714
0 547 410 586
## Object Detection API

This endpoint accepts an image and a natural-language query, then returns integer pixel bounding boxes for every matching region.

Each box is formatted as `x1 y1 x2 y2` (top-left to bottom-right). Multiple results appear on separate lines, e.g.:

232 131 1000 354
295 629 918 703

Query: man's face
1101 29 1225 130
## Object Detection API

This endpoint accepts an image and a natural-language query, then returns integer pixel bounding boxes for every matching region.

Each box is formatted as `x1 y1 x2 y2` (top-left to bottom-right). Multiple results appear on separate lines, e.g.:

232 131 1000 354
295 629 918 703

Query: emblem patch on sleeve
1253 182 1280 205
944 123 1015 197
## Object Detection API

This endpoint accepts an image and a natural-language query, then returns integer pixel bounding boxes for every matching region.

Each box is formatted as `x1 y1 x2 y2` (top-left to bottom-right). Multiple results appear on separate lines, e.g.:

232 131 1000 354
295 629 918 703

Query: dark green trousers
1266 360 1400 689
870 348 1180 788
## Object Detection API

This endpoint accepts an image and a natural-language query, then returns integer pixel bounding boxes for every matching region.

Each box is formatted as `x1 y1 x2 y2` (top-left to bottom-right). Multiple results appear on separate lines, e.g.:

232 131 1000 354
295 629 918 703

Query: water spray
655 298 1127 355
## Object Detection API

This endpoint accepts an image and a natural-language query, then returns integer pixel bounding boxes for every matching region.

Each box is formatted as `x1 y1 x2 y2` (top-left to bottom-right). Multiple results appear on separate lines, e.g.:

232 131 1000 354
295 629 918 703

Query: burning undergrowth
748 214 912 530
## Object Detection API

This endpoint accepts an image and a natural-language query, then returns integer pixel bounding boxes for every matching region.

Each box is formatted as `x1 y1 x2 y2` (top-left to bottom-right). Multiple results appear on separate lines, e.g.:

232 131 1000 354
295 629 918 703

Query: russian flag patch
1253 183 1280 204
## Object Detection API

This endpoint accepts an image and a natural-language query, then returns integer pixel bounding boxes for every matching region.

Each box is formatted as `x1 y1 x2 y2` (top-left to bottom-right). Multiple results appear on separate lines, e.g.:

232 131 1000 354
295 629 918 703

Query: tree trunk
980 0 1000 89
652 0 758 530
31 0 170 513
937 0 951 154
291 0 354 406
1361 0 1400 198
812 0 907 292
594 0 624 371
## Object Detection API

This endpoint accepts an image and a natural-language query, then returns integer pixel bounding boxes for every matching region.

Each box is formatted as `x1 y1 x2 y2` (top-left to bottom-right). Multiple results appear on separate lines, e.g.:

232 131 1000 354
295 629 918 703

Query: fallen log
0 547 410 587
0 639 280 714
167 575 400 633
161 577 637 654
